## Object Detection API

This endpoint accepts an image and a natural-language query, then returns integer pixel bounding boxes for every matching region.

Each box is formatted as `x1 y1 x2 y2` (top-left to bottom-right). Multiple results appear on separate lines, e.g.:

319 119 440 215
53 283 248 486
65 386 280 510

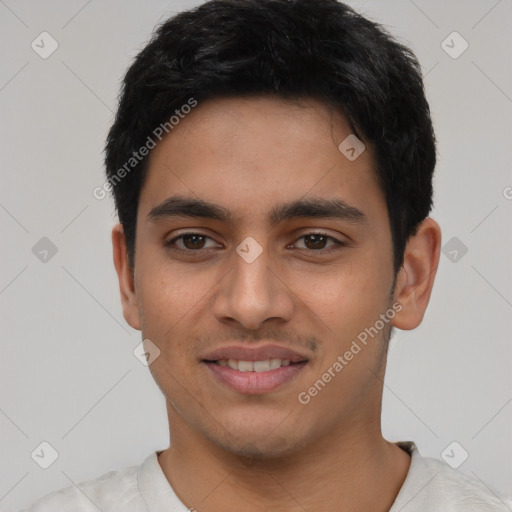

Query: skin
112 95 441 511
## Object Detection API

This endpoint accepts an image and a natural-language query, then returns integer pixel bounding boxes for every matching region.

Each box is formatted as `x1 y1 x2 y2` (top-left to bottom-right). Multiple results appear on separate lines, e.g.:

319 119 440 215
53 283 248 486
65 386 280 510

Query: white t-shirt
20 441 512 511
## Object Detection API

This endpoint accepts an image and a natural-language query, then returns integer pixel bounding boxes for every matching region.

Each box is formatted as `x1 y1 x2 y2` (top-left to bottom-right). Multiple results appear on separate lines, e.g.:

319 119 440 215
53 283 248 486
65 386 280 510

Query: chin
207 424 305 460
223 438 297 460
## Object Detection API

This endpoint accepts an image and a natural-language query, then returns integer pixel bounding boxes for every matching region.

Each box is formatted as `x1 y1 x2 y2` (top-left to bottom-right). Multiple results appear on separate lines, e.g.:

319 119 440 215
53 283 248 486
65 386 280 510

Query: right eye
164 233 222 252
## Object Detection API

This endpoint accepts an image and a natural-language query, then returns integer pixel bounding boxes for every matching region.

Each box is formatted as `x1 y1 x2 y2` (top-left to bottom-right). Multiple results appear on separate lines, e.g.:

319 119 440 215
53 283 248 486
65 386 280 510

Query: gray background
1 0 511 509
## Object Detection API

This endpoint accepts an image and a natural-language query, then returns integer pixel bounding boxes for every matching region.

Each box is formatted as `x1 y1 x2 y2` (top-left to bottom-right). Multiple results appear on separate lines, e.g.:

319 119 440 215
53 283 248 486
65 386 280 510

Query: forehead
138 95 385 226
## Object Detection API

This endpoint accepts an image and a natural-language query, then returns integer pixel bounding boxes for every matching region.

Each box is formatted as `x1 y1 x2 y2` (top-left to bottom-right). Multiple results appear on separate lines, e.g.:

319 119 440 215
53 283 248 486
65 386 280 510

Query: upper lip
200 344 310 363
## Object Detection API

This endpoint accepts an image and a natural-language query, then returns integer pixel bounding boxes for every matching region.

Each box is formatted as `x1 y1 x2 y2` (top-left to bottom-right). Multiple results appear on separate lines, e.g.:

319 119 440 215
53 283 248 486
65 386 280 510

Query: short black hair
104 0 436 275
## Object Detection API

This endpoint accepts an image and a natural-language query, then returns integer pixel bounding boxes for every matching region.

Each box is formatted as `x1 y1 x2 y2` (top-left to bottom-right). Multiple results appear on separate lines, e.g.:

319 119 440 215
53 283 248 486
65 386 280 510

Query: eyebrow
147 195 368 227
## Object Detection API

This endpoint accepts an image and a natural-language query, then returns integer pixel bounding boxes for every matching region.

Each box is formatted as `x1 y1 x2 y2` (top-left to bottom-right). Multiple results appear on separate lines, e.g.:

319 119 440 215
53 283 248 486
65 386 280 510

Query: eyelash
164 232 346 255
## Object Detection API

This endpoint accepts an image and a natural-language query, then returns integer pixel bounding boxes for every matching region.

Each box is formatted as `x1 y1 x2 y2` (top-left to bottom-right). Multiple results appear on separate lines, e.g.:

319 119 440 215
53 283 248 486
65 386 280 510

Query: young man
22 0 512 510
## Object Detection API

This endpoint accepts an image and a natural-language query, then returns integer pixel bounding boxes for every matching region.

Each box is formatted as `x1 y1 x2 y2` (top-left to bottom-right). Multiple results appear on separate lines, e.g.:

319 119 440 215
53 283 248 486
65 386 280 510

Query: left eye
292 233 343 251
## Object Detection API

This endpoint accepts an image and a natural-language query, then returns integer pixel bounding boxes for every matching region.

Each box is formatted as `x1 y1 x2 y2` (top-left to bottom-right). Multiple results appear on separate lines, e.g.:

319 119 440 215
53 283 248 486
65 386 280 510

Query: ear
391 217 441 330
112 223 141 331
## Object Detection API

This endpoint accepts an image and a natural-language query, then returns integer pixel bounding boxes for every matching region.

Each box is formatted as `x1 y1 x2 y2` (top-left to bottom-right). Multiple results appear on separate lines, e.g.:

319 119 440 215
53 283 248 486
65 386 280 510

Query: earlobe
112 223 141 331
391 217 441 330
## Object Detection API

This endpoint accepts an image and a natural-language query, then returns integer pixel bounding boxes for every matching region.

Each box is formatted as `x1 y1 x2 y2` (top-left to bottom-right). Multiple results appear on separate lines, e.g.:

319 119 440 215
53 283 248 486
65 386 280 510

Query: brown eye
181 234 206 249
164 233 221 252
303 234 329 250
293 232 344 253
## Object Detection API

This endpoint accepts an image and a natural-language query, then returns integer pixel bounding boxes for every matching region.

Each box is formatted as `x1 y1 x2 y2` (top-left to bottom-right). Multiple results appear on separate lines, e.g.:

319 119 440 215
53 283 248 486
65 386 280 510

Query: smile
203 359 308 394
216 358 291 371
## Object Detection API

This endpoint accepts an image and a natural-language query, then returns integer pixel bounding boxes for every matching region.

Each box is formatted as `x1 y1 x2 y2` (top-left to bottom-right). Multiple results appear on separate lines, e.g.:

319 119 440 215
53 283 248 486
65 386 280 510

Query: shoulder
391 441 512 512
422 457 512 511
19 458 144 512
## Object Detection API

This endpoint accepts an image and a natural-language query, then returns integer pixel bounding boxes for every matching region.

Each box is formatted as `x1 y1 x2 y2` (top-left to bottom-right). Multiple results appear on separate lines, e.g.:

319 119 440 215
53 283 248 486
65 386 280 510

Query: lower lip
203 361 308 394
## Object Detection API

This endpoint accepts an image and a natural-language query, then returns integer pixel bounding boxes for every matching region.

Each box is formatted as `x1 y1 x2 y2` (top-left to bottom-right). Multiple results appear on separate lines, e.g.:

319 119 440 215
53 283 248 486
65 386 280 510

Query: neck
158 407 411 512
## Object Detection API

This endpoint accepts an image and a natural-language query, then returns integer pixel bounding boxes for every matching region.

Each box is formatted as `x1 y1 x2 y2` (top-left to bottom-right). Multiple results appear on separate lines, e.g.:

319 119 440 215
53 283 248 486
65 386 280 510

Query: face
118 96 402 457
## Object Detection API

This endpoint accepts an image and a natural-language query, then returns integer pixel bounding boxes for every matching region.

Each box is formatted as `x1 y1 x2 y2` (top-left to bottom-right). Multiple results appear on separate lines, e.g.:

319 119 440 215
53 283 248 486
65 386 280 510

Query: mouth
207 358 301 371
202 357 309 394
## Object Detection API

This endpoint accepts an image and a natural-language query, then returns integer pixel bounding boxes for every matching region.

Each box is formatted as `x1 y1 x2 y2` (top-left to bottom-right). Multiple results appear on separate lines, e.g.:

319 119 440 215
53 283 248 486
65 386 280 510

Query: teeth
219 359 293 371
253 360 270 372
270 358 281 369
238 360 253 372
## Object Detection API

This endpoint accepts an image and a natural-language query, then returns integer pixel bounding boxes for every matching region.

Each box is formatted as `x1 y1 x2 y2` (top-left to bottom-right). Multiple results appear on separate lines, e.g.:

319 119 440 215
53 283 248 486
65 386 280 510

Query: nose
212 240 295 330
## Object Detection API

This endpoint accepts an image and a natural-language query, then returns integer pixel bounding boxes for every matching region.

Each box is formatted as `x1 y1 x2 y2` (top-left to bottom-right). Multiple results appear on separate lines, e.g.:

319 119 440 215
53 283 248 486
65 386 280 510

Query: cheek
135 262 200 345
289 260 387 342
137 270 200 394
138 243 213 308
